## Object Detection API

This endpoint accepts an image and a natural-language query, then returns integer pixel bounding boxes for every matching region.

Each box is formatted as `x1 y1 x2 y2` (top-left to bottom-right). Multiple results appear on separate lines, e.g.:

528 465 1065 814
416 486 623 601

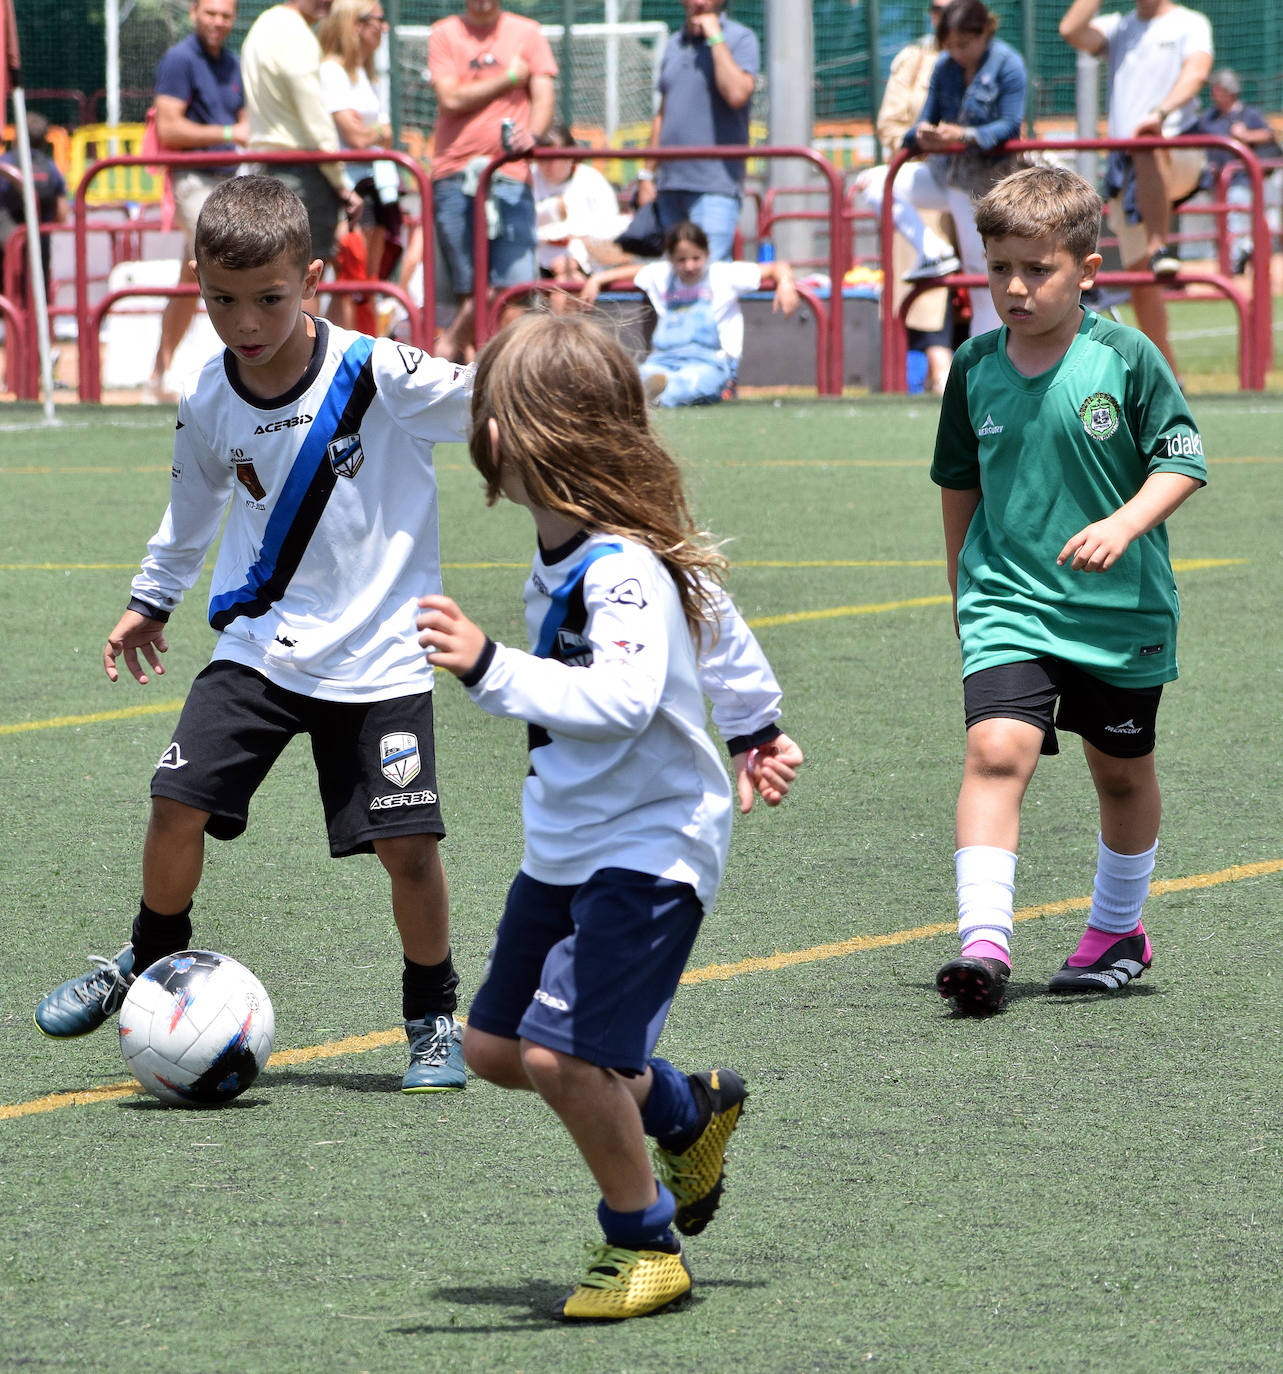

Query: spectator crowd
2 0 1280 399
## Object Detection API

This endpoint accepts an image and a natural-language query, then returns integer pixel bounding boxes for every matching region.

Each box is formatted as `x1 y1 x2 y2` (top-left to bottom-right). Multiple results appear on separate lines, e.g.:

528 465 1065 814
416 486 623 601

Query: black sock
130 899 193 975
402 950 459 1021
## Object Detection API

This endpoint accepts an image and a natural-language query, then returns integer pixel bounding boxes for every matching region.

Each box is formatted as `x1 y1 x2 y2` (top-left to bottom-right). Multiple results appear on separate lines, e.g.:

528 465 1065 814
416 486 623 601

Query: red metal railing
471 144 850 396
70 147 434 401
878 134 1273 392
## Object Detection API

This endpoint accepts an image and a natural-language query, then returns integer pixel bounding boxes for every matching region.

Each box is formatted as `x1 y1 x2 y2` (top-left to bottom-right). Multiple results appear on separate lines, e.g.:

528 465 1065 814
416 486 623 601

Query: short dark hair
974 165 1103 261
194 175 313 273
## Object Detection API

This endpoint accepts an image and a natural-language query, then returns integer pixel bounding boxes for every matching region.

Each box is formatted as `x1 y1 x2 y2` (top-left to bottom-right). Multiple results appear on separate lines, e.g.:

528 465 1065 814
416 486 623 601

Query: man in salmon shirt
429 0 557 360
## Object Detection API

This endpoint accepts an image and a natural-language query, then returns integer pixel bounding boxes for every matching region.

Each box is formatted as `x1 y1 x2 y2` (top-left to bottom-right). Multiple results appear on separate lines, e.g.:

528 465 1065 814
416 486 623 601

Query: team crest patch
379 732 421 787
327 433 365 479
1079 391 1121 440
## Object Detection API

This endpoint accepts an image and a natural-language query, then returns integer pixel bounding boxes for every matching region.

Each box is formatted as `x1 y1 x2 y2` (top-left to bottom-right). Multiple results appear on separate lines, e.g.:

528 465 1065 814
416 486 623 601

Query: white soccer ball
118 950 275 1107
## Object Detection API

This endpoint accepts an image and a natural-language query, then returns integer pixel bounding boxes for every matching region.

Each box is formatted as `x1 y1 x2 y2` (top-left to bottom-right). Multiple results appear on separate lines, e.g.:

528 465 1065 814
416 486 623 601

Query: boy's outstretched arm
1057 472 1203 572
731 733 803 814
104 609 169 685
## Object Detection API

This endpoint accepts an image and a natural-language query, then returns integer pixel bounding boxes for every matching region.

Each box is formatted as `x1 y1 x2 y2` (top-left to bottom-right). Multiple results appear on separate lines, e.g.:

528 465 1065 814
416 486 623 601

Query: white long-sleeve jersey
461 531 783 909
130 319 471 702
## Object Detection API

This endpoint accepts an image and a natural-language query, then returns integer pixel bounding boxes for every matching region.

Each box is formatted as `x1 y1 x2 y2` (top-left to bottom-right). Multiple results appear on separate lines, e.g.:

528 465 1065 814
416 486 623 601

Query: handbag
615 198 664 258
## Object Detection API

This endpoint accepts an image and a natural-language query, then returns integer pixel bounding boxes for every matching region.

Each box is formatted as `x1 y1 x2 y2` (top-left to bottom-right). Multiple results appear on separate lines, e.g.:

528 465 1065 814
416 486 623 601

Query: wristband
707 32 725 46
222 124 233 142
507 63 520 86
636 169 654 180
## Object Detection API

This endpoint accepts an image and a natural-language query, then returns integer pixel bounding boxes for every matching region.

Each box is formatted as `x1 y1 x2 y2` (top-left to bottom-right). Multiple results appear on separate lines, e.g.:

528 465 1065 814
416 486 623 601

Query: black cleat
936 955 1009 1016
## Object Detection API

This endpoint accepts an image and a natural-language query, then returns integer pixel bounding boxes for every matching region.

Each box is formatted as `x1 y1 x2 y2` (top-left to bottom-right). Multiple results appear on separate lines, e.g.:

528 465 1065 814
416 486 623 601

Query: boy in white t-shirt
580 220 797 406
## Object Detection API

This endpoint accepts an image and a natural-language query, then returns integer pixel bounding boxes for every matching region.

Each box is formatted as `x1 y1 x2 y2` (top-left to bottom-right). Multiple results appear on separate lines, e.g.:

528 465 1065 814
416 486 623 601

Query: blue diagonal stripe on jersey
533 541 622 658
209 335 376 629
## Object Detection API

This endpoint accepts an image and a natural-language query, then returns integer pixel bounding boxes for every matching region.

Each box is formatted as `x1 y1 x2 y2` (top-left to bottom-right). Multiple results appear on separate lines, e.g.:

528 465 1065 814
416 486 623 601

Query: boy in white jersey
417 313 803 1319
930 165 1206 1016
36 176 473 1093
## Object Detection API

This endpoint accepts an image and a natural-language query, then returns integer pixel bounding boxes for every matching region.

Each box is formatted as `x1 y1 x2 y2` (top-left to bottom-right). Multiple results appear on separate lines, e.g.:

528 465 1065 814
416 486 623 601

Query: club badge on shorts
379 732 421 787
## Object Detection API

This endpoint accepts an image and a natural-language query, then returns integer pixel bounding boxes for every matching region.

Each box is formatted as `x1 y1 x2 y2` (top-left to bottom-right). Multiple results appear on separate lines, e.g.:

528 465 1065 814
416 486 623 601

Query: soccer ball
118 950 275 1107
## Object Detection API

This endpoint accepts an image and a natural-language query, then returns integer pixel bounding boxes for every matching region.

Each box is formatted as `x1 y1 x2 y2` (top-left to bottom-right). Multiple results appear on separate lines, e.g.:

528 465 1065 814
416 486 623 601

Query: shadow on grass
933 979 1161 1018
118 1094 268 1111
908 976 1161 1018
392 1274 762 1334
260 1067 405 1093
391 1279 579 1333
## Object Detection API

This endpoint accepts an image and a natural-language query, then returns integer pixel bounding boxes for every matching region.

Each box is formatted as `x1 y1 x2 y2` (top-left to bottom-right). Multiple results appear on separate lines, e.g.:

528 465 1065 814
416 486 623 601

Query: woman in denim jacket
903 0 1028 335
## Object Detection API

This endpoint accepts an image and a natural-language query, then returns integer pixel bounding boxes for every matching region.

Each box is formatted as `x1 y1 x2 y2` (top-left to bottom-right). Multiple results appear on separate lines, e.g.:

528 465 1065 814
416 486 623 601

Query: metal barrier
489 276 833 393
1202 156 1283 277
70 147 435 402
471 144 849 396
0 289 29 399
878 134 1273 393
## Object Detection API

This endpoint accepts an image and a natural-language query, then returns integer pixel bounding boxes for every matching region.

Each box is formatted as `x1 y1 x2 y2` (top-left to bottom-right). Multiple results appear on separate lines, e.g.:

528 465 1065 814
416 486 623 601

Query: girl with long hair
416 311 803 1320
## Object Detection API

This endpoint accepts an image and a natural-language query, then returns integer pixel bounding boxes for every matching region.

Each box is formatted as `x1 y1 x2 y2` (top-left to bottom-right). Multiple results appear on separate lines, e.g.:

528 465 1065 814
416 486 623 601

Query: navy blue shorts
466 867 704 1074
963 658 1163 758
150 660 444 856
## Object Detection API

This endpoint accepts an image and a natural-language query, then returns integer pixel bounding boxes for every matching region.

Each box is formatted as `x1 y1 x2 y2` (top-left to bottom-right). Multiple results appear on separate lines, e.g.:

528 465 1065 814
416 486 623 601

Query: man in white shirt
241 0 363 261
1060 0 1213 381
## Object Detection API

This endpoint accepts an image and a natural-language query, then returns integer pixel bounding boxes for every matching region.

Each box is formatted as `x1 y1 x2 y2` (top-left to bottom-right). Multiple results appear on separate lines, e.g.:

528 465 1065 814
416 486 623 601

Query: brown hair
664 220 709 257
974 164 1103 261
194 174 314 272
469 312 727 632
935 0 998 44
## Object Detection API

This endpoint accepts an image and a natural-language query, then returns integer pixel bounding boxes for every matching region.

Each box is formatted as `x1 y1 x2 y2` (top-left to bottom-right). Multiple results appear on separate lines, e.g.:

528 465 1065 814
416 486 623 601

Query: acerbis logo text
253 413 313 435
369 788 438 811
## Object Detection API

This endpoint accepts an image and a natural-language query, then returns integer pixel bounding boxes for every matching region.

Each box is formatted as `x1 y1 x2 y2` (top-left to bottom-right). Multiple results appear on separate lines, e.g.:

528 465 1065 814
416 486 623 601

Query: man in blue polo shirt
146 0 247 400
635 0 758 262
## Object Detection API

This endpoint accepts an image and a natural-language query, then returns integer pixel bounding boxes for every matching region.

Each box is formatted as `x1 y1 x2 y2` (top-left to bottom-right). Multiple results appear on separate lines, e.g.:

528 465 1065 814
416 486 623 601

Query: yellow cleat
653 1067 748 1235
557 1241 692 1321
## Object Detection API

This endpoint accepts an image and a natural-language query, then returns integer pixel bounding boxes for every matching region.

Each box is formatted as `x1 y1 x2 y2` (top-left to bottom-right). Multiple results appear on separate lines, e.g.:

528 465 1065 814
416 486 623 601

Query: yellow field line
0 555 1247 738
683 858 1283 984
0 700 187 736
0 594 944 738
6 858 1281 1121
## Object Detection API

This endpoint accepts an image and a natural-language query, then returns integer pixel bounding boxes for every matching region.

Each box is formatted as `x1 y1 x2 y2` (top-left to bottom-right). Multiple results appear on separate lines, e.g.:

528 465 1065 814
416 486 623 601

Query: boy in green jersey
930 164 1206 1015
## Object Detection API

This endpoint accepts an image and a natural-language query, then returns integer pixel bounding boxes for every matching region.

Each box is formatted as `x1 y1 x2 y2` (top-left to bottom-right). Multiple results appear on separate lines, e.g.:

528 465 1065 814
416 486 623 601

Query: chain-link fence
9 2 1280 149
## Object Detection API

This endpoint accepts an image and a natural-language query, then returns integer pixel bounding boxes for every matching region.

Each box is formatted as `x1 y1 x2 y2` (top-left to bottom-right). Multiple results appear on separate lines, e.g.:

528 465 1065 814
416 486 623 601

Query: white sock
1088 834 1156 934
955 845 1017 956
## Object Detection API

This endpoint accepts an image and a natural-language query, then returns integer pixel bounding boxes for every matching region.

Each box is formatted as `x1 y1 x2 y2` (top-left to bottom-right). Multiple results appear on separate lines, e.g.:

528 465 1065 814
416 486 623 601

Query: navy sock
130 899 193 975
597 1182 678 1250
402 950 459 1021
639 1056 701 1149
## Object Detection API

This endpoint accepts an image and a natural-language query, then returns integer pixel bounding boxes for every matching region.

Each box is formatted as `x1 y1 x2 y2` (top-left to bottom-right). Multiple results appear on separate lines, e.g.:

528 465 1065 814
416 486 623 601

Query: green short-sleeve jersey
931 311 1206 687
